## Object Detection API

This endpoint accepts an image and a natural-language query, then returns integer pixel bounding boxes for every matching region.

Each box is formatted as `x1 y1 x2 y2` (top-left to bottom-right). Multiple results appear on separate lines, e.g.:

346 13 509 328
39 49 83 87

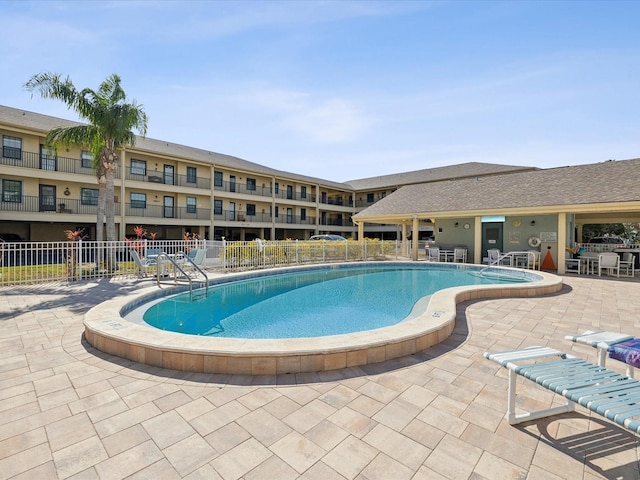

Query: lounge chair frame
485 346 640 433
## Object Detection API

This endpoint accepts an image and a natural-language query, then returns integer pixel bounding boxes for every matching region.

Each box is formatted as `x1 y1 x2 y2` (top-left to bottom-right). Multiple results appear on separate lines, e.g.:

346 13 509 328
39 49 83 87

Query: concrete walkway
1 275 639 479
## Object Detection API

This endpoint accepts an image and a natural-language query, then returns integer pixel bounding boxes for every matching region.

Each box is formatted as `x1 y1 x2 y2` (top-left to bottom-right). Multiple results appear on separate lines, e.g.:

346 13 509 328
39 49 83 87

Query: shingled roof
344 162 536 190
0 105 348 189
353 158 640 219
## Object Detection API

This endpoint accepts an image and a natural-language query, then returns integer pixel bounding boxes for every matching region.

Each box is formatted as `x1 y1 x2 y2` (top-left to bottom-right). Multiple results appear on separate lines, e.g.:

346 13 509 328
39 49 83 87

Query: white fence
0 238 399 286
221 239 397 272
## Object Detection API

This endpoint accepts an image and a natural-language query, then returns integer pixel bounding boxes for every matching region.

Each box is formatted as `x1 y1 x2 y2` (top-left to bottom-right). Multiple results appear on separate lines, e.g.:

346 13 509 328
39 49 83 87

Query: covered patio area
353 159 640 275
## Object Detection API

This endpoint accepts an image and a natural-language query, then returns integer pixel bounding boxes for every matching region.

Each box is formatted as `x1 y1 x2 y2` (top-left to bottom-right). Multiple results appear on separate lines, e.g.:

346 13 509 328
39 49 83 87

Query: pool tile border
83 263 563 375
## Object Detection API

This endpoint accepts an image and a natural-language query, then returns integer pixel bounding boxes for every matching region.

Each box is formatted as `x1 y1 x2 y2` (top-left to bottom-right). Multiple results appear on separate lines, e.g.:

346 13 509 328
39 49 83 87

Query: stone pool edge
83 267 563 375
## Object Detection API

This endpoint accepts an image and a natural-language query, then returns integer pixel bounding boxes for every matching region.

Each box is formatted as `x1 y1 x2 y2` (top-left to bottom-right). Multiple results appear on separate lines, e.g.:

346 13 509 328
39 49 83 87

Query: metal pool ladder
155 252 209 300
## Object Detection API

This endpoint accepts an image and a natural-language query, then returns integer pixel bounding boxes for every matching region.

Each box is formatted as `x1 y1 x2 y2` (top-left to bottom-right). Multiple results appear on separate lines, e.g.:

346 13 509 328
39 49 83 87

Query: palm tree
25 73 148 242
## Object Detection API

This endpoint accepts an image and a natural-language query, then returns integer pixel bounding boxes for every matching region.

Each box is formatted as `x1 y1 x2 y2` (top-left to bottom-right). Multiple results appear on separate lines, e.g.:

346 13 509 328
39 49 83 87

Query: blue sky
2 1 639 181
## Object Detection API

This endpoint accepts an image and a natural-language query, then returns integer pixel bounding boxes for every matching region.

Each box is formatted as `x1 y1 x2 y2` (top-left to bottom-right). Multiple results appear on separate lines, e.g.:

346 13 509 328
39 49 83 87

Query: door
163 196 174 218
482 222 503 258
229 201 235 221
40 145 56 171
287 185 293 200
163 165 174 185
39 184 56 212
229 175 236 193
287 207 293 224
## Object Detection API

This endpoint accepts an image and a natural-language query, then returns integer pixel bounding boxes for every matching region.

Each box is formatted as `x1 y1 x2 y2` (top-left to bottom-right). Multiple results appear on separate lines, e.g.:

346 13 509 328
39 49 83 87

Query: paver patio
1 274 639 479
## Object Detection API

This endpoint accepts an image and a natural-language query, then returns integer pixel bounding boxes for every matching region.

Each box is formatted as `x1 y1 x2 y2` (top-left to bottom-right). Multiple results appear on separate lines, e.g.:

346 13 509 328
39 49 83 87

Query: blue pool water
141 264 537 339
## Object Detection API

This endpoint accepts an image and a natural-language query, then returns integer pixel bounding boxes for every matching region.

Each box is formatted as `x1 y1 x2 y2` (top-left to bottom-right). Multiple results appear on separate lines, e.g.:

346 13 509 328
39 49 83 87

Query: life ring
528 236 541 248
256 238 264 252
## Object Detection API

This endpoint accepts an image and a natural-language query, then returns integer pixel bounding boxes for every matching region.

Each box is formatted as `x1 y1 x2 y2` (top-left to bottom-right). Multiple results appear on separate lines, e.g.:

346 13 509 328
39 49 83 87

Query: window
301 186 307 199
366 193 374 203
275 206 279 217
301 208 306 221
274 182 279 194
3 135 22 160
214 171 223 187
130 159 147 176
81 150 93 168
246 204 256 216
246 178 256 191
130 192 146 209
186 197 197 213
2 179 22 203
214 199 223 215
81 188 99 206
186 166 197 184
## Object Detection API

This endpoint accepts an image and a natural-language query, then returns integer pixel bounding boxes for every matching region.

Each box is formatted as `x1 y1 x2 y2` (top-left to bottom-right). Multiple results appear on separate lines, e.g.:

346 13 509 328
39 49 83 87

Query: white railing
488 251 540 269
0 238 400 285
220 239 398 272
578 242 639 253
0 239 207 286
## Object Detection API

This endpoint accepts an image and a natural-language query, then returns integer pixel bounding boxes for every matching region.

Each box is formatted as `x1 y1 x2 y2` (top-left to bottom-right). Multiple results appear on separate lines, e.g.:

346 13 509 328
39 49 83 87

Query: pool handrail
156 252 208 300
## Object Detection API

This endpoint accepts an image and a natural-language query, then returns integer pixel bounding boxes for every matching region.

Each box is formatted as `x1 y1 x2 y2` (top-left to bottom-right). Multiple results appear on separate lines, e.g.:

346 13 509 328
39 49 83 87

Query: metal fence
220 239 398 272
0 238 400 285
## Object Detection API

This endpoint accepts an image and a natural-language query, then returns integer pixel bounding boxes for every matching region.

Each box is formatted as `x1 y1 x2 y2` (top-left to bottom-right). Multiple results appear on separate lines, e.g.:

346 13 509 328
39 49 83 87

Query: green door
482 222 504 259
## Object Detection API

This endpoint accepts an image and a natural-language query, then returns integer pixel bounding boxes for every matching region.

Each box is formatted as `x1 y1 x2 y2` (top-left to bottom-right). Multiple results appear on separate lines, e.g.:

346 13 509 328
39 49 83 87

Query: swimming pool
140 265 535 338
84 262 562 375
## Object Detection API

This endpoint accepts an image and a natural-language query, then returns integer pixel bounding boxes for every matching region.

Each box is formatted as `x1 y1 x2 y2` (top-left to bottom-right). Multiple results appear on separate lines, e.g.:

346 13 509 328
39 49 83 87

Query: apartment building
0 105 533 242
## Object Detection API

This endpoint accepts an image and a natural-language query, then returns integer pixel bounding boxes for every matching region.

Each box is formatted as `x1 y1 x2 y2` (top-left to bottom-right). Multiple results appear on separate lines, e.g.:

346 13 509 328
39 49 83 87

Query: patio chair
453 247 467 263
596 252 620 277
487 248 502 266
427 247 440 262
620 253 635 277
525 250 541 270
181 248 207 276
564 252 582 274
130 250 156 277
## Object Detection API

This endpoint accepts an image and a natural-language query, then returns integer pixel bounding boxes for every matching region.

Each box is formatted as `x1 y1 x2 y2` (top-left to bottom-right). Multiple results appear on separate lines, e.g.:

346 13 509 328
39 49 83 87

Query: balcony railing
320 217 346 226
0 195 103 215
125 171 211 189
214 181 317 202
213 210 316 225
1 149 120 178
125 204 211 220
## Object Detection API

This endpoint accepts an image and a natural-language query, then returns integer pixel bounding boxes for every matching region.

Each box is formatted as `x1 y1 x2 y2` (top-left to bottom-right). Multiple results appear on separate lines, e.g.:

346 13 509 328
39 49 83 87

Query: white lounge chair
130 250 155 277
180 248 207 276
485 346 640 433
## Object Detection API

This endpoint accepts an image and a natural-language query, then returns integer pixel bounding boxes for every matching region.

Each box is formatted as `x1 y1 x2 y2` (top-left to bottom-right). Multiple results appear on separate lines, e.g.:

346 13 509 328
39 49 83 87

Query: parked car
309 234 347 241
588 236 627 246
0 233 24 242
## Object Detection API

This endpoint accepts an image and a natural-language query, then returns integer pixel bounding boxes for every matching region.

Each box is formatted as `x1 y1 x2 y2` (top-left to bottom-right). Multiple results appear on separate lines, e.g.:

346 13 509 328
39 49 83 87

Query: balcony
214 181 316 203
124 204 211 220
0 195 102 215
213 210 316 225
125 171 211 189
1 149 118 178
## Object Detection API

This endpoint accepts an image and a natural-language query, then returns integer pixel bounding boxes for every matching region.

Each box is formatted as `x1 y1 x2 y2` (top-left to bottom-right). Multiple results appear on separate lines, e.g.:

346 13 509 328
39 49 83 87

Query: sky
2 1 639 182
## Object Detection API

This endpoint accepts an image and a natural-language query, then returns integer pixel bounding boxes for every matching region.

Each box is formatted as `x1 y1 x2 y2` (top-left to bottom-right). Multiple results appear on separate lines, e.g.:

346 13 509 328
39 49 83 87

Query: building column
473 216 482 264
412 216 419 260
401 223 408 257
557 212 567 274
